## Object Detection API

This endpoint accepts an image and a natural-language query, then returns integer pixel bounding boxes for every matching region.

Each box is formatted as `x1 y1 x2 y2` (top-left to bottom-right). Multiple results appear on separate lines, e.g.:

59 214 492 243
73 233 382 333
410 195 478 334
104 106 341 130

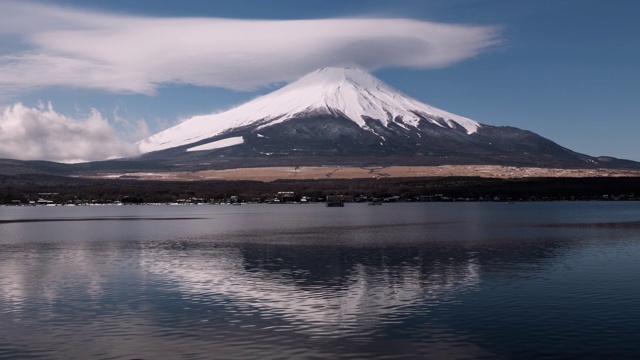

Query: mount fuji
135 67 636 169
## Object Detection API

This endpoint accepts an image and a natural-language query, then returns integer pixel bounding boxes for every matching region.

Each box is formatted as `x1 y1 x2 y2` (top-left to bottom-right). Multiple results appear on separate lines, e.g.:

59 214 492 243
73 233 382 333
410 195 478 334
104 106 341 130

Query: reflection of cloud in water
0 257 28 308
0 245 126 312
141 246 480 335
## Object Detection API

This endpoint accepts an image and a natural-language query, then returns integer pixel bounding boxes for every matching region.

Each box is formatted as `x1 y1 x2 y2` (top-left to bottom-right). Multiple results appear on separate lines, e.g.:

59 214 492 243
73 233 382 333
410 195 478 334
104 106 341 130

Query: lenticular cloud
0 1 501 96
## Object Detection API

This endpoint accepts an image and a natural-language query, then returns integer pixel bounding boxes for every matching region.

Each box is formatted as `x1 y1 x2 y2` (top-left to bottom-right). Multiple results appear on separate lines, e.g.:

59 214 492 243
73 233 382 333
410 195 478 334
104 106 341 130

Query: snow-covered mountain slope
138 67 481 153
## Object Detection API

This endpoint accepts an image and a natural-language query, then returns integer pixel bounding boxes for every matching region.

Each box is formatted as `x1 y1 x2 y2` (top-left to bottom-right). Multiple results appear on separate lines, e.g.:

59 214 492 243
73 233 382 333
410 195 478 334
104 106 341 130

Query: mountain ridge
138 67 481 153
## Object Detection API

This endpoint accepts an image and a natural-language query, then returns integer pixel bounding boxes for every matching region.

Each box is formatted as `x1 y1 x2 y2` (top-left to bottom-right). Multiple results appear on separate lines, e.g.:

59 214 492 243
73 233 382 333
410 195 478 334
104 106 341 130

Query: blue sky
0 0 638 162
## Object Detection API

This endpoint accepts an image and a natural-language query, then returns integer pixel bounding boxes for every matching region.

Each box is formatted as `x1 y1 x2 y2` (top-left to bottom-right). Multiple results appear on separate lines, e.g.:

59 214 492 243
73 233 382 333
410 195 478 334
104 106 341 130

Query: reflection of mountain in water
1 233 580 320
0 231 616 359
139 231 598 334
141 245 481 335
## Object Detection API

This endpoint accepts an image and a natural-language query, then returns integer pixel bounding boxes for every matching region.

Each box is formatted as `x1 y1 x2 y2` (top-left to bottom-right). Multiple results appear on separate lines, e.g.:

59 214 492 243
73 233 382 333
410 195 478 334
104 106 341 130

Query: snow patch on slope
138 67 481 153
186 136 244 152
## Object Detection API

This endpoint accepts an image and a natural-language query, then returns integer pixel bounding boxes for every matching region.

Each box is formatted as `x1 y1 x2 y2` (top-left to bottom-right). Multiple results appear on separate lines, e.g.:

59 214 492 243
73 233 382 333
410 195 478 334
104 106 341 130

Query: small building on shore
277 192 296 203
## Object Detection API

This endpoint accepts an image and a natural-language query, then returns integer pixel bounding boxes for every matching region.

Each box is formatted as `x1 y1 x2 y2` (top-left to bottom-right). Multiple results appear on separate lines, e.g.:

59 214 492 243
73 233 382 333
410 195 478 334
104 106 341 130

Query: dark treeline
1 174 639 204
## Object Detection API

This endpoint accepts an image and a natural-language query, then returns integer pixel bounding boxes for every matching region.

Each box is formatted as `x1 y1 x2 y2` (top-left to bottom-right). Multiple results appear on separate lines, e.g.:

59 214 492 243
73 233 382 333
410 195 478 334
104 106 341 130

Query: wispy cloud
0 1 501 96
0 102 140 163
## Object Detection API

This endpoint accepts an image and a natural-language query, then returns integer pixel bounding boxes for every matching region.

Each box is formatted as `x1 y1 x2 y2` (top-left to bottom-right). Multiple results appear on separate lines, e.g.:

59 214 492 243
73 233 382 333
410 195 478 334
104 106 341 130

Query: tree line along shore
1 175 639 205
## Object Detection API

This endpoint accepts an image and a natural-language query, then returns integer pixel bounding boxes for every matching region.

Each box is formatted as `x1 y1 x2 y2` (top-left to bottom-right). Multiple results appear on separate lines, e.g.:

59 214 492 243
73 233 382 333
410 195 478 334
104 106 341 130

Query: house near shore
277 191 296 203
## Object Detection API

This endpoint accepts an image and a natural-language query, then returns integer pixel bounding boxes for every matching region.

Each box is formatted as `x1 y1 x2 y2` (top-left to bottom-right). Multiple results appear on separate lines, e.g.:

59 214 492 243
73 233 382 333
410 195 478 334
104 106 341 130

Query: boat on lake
326 201 345 207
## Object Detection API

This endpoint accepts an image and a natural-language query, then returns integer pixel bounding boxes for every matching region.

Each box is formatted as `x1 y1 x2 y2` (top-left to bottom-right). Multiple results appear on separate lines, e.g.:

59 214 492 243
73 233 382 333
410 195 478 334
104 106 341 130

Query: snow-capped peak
138 67 481 153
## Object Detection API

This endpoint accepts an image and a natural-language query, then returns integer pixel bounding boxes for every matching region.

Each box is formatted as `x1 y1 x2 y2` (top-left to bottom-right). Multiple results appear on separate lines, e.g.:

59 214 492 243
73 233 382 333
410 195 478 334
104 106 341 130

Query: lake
1 202 640 359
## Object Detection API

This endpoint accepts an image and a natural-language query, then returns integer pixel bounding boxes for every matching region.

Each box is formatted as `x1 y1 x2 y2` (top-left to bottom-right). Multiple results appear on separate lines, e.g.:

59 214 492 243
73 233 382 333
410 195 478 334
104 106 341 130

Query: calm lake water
1 202 640 359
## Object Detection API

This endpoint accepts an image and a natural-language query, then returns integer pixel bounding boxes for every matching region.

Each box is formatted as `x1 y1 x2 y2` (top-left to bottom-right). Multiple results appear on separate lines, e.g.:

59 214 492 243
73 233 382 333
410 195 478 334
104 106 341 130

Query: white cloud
0 102 140 163
0 1 501 96
0 2 501 163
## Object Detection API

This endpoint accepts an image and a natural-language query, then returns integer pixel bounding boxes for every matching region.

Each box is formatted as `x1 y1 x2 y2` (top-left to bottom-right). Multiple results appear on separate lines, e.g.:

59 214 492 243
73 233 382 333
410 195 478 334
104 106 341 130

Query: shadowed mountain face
135 112 637 170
